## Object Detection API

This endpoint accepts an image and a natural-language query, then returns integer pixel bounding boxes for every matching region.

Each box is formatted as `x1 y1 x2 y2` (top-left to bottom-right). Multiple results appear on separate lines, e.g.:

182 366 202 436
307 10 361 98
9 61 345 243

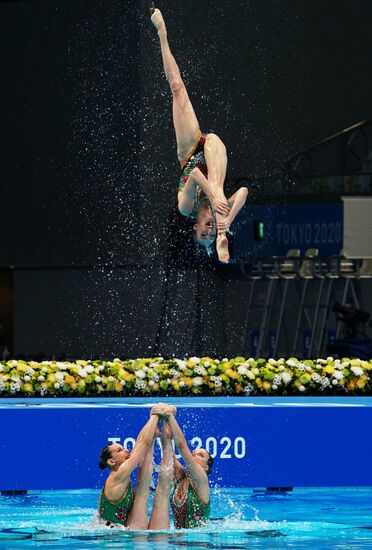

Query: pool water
0 487 371 549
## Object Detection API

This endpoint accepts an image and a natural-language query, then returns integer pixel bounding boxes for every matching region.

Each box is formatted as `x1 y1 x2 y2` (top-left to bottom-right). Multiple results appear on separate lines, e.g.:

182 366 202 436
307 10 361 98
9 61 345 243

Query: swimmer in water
151 8 248 263
150 403 213 529
97 403 175 529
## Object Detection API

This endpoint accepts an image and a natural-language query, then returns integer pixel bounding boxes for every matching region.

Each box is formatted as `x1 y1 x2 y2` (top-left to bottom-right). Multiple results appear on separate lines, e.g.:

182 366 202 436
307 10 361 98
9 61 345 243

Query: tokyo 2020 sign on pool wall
1 402 372 490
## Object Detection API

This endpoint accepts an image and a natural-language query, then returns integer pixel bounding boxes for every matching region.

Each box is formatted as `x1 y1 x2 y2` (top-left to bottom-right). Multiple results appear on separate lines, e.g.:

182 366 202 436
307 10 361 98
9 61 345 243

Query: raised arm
217 186 248 233
166 413 208 488
114 414 159 481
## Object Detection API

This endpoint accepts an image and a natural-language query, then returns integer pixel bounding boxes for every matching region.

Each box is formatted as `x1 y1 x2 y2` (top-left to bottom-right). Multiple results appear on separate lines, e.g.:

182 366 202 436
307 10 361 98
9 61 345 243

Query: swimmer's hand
211 196 230 217
217 217 232 233
151 403 177 417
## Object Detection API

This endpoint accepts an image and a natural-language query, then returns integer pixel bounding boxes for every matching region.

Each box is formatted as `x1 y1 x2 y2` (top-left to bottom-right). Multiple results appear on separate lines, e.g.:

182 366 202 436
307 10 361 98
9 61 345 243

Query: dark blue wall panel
1 398 371 490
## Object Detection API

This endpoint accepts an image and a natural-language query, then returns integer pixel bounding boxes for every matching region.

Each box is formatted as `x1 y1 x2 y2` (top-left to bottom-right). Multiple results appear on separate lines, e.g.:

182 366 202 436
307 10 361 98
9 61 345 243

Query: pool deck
0 396 371 408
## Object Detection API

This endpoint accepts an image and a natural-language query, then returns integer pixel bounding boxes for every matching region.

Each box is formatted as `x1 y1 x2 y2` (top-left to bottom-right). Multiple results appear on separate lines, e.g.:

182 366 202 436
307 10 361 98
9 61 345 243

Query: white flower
299 385 305 392
312 373 322 383
24 375 31 382
135 380 146 389
327 356 334 362
350 366 364 377
278 365 285 371
120 380 126 386
305 365 312 372
98 365 105 372
268 358 276 365
193 377 204 387
321 377 330 386
78 368 87 378
332 379 338 385
42 367 48 373
108 376 115 382
54 383 60 389
95 376 102 383
244 384 254 395
286 359 297 367
57 362 68 370
170 368 181 378
204 361 210 367
10 382 20 394
194 365 206 375
214 378 222 388
272 384 278 390
86 365 94 374
135 369 146 379
281 372 292 384
273 374 281 385
214 359 220 364
179 380 186 388
222 358 228 362
25 367 35 376
238 366 248 375
148 380 154 387
38 375 45 382
55 372 64 381
175 359 187 370
189 357 200 364
333 370 344 380
0 365 4 372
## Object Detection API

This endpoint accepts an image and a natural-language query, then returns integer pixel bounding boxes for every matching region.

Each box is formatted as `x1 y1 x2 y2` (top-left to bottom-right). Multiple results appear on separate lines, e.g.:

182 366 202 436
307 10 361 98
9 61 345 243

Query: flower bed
0 357 371 397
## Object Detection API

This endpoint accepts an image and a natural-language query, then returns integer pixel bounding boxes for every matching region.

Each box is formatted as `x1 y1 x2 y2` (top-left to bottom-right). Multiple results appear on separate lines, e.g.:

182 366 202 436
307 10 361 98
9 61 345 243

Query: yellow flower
262 381 271 392
356 376 367 389
225 369 238 380
119 369 134 382
180 376 193 388
115 382 123 392
65 375 75 385
324 365 335 375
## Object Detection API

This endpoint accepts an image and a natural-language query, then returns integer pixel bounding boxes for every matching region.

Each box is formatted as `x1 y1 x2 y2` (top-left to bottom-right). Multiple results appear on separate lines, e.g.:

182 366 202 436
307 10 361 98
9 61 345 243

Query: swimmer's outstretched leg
148 420 174 530
126 440 155 530
151 8 201 164
204 133 230 263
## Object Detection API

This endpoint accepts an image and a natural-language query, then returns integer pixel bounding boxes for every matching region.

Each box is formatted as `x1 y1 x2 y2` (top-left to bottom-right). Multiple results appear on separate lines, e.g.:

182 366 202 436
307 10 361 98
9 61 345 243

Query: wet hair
206 452 214 475
98 444 113 470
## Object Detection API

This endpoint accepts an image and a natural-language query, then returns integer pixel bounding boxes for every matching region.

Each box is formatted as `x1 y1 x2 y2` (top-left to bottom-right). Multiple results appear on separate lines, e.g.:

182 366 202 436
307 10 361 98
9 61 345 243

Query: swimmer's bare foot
216 234 230 263
151 8 166 32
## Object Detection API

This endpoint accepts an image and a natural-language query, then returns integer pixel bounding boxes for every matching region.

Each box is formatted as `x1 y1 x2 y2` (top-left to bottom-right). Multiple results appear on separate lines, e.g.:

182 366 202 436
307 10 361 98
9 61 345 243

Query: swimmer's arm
217 187 248 232
114 415 159 480
172 450 186 480
178 178 197 216
189 168 230 216
167 414 206 485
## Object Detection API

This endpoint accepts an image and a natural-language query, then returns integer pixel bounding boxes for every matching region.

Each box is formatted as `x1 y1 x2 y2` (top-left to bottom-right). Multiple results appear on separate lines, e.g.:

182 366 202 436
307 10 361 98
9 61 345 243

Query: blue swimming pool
0 487 371 549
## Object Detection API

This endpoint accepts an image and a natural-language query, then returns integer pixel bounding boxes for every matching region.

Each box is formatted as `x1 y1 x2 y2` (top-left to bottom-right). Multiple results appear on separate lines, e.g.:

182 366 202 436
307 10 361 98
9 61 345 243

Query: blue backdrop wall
1 398 371 491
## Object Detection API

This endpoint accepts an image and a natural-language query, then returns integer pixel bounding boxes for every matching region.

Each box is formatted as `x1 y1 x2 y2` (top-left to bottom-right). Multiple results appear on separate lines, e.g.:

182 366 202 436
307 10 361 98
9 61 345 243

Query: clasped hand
150 402 176 417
